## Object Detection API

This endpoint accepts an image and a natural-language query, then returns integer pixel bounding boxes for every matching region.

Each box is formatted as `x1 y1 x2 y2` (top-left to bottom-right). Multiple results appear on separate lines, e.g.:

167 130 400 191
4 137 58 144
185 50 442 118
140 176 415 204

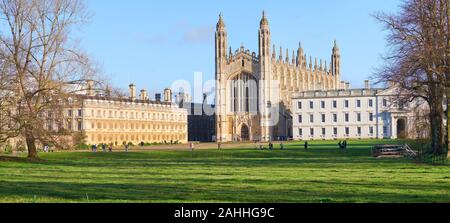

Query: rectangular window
369 113 374 122
322 114 326 123
310 128 314 136
344 100 349 108
369 126 374 134
333 100 337 108
77 121 82 131
333 114 338 122
357 127 362 135
310 114 314 123
383 99 388 107
68 110 73 117
322 128 326 136
298 115 303 123
310 101 314 109
299 128 303 136
298 101 302 109
357 113 361 122
369 99 373 107
345 127 350 135
321 101 325 109
345 113 349 122
78 110 82 117
334 128 338 135
357 100 361 108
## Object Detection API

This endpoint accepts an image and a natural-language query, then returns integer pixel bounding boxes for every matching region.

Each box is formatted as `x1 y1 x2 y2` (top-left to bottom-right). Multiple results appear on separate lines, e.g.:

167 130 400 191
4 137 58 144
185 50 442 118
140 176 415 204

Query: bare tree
374 0 449 155
445 0 450 158
0 0 95 158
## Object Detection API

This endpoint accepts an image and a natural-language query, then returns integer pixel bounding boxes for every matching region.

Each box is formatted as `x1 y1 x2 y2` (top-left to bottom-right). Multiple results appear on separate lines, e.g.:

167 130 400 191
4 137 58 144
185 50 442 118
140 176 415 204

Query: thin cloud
181 26 214 44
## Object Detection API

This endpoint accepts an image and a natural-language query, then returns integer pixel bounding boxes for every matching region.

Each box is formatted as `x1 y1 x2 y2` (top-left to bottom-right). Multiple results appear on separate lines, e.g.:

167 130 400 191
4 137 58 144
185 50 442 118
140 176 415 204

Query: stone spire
285 48 289 63
331 39 341 77
260 10 269 26
309 56 312 69
292 50 295 64
217 13 225 31
272 44 276 59
279 46 283 61
314 57 318 70
333 39 340 53
297 42 304 66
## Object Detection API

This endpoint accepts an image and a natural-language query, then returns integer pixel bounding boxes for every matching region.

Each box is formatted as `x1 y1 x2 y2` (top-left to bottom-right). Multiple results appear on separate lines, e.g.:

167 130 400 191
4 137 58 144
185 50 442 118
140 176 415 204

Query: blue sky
78 0 401 100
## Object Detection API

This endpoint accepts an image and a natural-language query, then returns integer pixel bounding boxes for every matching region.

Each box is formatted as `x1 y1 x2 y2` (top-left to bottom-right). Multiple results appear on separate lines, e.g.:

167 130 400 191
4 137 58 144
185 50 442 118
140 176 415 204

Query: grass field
0 140 449 203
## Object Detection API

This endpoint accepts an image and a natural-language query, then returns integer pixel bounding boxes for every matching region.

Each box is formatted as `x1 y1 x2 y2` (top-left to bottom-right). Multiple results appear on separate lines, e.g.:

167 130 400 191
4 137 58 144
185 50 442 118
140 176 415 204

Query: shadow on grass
1 178 449 203
0 156 45 163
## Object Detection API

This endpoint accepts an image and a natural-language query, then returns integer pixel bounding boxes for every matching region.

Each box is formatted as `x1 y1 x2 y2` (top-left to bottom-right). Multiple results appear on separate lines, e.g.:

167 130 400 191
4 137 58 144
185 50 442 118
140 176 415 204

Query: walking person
109 143 113 153
343 140 348 150
304 141 309 150
280 143 284 150
44 145 49 153
338 141 342 150
218 142 222 150
102 143 107 153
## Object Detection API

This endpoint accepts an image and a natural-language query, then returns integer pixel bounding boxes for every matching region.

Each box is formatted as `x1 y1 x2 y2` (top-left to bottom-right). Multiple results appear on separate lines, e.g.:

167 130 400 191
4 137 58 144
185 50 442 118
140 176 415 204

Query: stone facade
215 12 346 142
66 84 188 146
292 82 431 141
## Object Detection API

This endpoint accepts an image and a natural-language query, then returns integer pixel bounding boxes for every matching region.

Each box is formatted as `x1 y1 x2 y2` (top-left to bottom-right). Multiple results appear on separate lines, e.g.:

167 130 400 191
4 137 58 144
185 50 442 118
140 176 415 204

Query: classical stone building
215 12 346 142
66 83 188 146
292 81 432 141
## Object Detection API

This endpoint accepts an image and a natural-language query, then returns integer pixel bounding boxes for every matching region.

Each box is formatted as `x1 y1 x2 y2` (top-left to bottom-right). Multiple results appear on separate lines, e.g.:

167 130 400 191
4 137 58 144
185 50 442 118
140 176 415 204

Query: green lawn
0 140 449 203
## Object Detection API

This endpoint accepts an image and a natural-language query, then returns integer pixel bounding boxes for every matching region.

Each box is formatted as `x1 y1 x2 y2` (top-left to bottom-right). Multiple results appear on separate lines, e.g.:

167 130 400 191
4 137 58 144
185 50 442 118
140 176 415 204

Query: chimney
155 93 161 102
364 80 371 89
340 81 345 90
140 89 148 101
86 80 95 96
129 84 136 101
346 82 351 90
164 88 172 103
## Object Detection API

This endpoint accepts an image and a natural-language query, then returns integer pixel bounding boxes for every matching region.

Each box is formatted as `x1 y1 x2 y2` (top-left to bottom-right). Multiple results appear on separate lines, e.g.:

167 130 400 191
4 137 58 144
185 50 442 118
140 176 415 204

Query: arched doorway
397 118 407 139
240 124 250 141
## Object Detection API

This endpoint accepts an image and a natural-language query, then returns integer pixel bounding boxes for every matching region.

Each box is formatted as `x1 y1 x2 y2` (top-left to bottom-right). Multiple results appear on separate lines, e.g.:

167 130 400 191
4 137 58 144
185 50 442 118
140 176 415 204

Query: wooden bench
372 145 405 158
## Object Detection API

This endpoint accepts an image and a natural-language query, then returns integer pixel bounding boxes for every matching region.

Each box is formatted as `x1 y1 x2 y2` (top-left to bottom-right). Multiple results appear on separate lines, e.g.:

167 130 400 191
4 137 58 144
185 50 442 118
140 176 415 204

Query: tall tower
331 40 341 89
215 13 228 142
258 11 272 141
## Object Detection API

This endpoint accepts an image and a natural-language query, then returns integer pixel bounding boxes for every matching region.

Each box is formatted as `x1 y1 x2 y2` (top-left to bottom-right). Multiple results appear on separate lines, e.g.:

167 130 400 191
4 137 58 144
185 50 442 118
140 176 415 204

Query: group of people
255 142 285 150
189 140 349 152
91 143 130 153
338 140 348 150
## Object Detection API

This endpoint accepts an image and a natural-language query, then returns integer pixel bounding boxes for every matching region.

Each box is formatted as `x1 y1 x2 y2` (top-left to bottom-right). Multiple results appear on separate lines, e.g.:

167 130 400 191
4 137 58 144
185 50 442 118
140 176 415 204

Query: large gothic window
230 73 258 114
